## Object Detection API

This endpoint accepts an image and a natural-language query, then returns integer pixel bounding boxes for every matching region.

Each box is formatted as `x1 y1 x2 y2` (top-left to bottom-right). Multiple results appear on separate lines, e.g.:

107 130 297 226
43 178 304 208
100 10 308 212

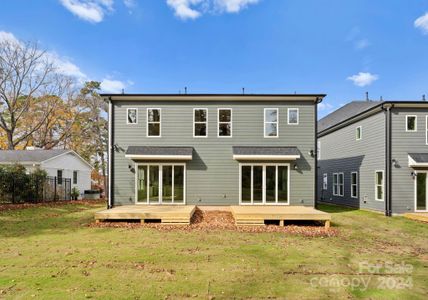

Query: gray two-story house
317 100 428 215
102 93 325 208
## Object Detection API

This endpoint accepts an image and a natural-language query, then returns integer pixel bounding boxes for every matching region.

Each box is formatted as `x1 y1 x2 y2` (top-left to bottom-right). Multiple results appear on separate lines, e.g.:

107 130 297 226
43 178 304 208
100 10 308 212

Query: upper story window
127 108 138 124
264 108 278 138
147 108 161 137
406 115 417 132
194 108 207 137
356 126 362 140
218 108 232 137
317 140 321 160
288 108 299 125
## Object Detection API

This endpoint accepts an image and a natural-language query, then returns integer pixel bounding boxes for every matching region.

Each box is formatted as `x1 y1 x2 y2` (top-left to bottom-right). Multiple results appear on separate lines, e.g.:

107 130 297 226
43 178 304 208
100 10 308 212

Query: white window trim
217 108 232 138
375 170 385 201
414 171 428 212
146 108 161 138
323 173 327 190
287 108 299 125
425 116 428 145
264 108 279 138
356 126 362 140
351 171 358 198
239 163 290 205
193 108 208 138
134 163 186 205
332 172 344 196
406 115 417 132
126 108 138 125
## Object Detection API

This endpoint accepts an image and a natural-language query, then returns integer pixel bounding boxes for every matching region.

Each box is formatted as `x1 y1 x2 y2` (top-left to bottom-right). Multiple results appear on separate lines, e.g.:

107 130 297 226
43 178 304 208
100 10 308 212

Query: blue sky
1 0 428 117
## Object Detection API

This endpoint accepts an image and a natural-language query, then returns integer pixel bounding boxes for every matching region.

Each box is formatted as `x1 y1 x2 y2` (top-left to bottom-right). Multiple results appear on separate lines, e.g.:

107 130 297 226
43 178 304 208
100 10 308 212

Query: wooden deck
404 212 428 223
95 205 196 225
230 205 331 228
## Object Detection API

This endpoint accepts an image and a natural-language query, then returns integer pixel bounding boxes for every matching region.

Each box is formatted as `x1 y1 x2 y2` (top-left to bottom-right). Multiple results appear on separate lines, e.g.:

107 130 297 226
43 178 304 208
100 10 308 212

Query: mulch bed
0 199 105 212
90 208 338 237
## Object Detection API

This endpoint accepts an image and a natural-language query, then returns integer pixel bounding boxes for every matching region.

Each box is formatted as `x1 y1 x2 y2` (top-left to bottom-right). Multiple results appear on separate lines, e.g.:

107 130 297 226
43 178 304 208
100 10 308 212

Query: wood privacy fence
0 175 71 204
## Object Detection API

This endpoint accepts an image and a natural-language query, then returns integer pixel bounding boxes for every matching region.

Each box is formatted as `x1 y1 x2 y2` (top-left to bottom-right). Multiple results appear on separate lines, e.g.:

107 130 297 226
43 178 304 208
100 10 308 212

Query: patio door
416 171 428 211
240 164 289 205
136 164 185 204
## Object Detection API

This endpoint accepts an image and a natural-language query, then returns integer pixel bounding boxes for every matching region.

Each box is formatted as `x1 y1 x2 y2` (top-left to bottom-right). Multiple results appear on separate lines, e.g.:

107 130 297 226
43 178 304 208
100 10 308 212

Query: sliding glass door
240 164 289 205
137 164 185 204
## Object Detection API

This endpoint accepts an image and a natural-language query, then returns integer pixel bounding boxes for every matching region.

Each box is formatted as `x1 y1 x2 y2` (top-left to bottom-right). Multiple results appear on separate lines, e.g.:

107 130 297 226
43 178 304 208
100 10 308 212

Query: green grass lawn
0 203 427 299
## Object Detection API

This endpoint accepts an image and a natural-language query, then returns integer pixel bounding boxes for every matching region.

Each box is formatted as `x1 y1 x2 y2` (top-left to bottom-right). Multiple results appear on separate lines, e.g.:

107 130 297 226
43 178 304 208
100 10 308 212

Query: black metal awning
125 146 193 160
232 146 300 161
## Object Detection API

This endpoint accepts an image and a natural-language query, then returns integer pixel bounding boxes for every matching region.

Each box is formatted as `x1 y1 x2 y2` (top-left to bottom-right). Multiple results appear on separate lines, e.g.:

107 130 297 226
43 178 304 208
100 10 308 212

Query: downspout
107 97 113 209
381 103 393 216
314 97 323 209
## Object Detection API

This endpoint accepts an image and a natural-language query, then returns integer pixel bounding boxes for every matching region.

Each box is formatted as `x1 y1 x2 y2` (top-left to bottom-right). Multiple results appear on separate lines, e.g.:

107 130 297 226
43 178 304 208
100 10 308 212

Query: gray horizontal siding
318 111 385 212
391 108 428 213
112 100 316 206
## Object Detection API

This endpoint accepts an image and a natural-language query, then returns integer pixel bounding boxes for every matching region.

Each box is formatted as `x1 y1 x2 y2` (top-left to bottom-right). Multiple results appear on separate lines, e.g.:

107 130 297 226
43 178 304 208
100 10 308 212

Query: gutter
107 97 113 209
314 96 323 209
381 103 393 216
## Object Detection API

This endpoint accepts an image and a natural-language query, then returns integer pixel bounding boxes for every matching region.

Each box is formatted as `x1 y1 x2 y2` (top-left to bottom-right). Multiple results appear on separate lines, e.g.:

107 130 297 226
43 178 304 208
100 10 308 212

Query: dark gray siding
390 108 428 213
112 100 316 206
318 112 386 212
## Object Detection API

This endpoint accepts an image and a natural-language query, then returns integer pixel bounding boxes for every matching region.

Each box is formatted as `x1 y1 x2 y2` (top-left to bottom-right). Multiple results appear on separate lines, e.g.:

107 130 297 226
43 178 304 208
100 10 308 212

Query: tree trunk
7 130 14 150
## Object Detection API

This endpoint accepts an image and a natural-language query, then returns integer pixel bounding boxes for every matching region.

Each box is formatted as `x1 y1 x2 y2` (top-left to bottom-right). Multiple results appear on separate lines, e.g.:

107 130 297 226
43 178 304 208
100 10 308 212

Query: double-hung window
264 108 278 137
194 108 208 137
127 108 138 124
406 115 417 132
333 173 344 196
351 172 358 198
147 108 161 137
323 173 328 190
375 171 384 201
288 108 299 125
218 108 232 137
57 170 63 185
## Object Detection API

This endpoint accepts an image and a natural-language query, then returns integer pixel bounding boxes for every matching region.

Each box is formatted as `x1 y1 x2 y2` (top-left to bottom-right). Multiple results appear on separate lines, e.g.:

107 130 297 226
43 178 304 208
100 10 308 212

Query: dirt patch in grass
90 208 339 237
0 199 105 212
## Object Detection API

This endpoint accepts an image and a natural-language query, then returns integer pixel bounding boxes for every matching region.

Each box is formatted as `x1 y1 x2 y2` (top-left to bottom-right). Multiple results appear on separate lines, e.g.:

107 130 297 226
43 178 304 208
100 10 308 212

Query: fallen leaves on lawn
0 200 105 212
89 208 338 237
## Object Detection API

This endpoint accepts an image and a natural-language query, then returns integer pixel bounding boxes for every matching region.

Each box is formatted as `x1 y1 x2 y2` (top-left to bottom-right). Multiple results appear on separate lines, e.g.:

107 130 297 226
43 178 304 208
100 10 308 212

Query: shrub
71 187 80 200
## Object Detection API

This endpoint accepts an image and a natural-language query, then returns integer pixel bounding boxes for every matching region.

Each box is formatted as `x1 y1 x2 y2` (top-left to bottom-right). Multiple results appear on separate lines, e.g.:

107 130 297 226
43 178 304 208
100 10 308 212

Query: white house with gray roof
0 149 92 198
318 100 428 215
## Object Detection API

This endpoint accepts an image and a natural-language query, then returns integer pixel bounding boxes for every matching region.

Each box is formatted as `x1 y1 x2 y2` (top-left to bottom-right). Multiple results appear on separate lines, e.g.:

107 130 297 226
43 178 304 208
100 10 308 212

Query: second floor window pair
127 107 298 138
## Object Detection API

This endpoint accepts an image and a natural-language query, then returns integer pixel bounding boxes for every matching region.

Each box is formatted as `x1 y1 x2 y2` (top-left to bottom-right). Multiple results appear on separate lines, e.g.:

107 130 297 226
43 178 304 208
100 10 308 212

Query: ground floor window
136 163 185 204
351 172 358 198
333 173 344 196
375 170 384 201
323 173 327 190
240 164 289 205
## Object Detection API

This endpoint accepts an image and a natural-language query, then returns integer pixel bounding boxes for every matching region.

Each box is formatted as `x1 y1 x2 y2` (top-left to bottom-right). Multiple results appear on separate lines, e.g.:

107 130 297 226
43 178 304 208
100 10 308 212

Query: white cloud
215 0 259 13
415 12 428 35
318 102 334 111
346 27 370 50
0 31 21 45
123 0 136 8
166 0 259 20
59 0 114 23
101 78 129 93
347 72 379 87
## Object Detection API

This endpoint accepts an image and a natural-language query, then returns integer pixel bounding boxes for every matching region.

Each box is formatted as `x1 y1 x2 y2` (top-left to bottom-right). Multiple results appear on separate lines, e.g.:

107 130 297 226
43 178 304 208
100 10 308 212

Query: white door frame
239 163 290 206
414 171 428 212
135 162 186 205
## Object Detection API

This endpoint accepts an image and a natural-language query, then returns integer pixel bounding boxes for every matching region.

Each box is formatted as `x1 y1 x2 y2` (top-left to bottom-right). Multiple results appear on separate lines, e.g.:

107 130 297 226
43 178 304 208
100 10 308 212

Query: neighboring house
0 149 92 197
317 100 428 215
102 93 325 208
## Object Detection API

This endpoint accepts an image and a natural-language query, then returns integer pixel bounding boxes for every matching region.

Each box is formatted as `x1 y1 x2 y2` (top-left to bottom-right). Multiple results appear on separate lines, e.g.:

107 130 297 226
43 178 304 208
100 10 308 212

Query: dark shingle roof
0 149 70 164
318 101 382 133
126 146 193 157
232 146 300 156
408 153 428 163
